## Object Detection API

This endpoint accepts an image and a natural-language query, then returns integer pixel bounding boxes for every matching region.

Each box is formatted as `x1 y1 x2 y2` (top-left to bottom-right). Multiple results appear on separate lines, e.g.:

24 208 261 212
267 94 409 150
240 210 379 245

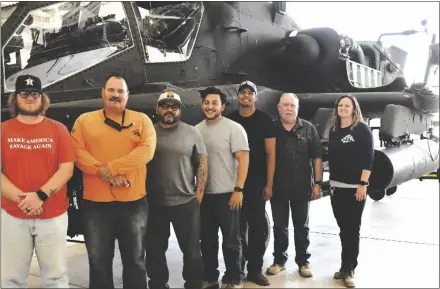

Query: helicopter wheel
242 211 271 251
264 211 271 249
385 186 397 196
368 190 386 201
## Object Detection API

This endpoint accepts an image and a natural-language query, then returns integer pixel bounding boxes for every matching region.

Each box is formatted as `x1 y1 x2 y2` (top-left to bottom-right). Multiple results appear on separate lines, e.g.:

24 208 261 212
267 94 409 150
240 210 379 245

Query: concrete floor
26 178 439 288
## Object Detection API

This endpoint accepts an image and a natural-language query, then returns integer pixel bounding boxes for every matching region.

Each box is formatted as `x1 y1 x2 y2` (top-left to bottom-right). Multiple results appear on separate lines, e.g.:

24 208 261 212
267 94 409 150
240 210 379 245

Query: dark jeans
81 197 149 289
240 198 270 277
145 198 202 289
270 196 311 267
200 193 242 284
330 188 366 272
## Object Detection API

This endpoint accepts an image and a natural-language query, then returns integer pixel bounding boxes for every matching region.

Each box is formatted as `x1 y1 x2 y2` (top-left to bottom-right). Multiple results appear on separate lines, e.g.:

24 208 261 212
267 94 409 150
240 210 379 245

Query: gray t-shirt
196 117 249 194
147 122 207 206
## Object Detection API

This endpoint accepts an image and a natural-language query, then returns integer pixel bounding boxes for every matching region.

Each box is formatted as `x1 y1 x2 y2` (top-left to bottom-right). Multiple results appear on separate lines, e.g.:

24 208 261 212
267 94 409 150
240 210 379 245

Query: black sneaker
246 273 270 286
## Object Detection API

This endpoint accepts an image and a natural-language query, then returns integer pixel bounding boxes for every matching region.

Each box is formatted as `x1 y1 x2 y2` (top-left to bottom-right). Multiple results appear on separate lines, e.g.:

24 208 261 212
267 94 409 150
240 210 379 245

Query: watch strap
359 180 369 186
36 189 48 202
233 186 244 192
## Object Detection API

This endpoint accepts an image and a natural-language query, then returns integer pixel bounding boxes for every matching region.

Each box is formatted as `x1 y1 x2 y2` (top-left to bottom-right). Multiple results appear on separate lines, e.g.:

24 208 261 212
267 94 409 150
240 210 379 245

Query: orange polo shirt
71 109 156 202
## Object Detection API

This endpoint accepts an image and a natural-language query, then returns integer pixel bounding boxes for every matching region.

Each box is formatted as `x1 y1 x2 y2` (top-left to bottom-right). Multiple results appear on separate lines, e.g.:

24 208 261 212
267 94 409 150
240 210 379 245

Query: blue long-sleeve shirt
328 122 374 184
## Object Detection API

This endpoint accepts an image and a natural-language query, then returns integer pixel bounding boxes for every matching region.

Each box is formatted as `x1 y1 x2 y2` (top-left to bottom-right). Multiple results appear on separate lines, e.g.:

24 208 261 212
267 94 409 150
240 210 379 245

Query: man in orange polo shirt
71 74 156 289
1 74 75 288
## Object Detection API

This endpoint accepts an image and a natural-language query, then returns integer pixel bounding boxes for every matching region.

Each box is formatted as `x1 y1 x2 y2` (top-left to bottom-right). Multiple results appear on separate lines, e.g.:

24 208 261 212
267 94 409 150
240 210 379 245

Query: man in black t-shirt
227 81 276 286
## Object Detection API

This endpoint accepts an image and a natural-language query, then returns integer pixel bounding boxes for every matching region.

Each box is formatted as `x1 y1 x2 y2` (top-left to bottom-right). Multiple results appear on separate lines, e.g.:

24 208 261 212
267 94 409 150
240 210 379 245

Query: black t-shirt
328 122 374 184
227 109 275 190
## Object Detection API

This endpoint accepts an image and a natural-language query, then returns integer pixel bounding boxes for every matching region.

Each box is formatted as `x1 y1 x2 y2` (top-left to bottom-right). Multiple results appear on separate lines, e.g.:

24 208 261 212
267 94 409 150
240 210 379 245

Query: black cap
15 74 42 92
238 80 257 94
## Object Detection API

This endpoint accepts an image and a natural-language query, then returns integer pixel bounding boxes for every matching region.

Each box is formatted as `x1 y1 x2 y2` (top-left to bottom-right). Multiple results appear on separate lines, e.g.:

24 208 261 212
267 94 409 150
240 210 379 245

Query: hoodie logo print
341 134 355 144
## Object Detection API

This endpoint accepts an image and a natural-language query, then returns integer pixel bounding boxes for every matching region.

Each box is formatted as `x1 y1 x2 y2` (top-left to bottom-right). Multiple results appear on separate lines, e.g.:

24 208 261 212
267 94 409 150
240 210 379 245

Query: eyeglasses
18 92 41 99
160 104 180 111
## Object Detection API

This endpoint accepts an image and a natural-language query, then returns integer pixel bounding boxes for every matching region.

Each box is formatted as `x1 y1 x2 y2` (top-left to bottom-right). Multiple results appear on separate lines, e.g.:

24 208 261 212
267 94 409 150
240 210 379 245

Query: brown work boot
343 270 356 288
266 263 286 275
298 264 313 278
202 280 219 289
334 269 344 279
247 273 270 286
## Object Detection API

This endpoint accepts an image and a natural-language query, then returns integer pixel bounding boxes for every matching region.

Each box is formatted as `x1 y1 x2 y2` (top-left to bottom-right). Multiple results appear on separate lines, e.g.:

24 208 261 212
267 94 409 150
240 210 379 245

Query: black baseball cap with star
15 74 42 93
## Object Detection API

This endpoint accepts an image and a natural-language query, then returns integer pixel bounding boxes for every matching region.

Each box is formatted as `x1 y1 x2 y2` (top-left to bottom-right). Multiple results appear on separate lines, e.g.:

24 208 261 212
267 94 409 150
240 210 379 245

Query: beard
17 102 43 116
159 112 181 124
239 98 253 108
204 110 221 120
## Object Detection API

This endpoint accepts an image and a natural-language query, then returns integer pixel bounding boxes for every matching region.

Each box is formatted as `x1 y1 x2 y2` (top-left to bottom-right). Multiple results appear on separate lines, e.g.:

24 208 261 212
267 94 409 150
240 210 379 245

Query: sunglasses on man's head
18 91 41 99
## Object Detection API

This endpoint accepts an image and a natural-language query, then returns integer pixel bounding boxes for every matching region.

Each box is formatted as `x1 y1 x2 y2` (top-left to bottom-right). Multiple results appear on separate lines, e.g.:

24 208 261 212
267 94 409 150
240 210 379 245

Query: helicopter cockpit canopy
1 1 205 92
135 1 204 63
2 1 133 93
0 2 17 27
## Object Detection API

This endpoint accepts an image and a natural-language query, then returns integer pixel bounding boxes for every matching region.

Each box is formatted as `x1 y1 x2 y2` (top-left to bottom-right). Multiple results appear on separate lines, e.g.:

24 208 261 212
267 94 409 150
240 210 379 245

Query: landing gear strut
386 186 398 196
368 189 386 201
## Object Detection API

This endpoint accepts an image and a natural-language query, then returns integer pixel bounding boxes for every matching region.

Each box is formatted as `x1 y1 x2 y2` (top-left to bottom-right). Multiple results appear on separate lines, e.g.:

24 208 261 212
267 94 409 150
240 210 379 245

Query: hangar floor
26 178 439 288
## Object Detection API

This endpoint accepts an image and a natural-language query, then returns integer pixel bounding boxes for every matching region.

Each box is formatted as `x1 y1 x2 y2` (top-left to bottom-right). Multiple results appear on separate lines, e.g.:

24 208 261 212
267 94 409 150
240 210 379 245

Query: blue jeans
270 197 311 267
145 198 202 289
81 196 148 289
200 193 242 284
1 209 69 288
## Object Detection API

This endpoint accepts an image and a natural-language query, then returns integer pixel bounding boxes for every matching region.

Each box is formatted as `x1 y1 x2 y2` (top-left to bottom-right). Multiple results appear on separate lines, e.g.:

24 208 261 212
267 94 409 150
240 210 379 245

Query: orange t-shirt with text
1 117 75 219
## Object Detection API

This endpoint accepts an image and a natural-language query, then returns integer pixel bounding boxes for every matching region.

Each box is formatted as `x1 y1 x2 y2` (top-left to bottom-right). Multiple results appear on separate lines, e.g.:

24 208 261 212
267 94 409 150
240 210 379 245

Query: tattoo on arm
196 156 208 192
49 188 57 196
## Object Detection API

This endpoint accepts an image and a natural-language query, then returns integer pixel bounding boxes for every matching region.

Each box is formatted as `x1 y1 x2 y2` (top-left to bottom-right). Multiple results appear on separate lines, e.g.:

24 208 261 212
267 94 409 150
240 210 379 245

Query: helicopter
1 1 439 237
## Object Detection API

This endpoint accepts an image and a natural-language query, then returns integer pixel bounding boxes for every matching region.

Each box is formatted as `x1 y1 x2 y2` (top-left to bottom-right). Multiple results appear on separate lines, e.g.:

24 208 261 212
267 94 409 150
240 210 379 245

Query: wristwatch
36 189 48 202
314 180 322 185
359 180 369 186
234 186 244 192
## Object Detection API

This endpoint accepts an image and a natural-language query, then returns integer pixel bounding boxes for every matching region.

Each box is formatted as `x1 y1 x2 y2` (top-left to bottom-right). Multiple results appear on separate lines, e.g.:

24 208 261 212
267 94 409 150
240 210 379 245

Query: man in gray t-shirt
196 87 249 289
145 91 208 289
196 118 248 195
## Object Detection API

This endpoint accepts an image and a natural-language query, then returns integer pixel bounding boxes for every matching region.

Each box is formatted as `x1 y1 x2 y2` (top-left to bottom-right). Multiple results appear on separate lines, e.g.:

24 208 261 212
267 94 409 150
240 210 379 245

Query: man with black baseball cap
9 74 44 116
237 81 257 95
2 74 75 288
227 80 275 286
